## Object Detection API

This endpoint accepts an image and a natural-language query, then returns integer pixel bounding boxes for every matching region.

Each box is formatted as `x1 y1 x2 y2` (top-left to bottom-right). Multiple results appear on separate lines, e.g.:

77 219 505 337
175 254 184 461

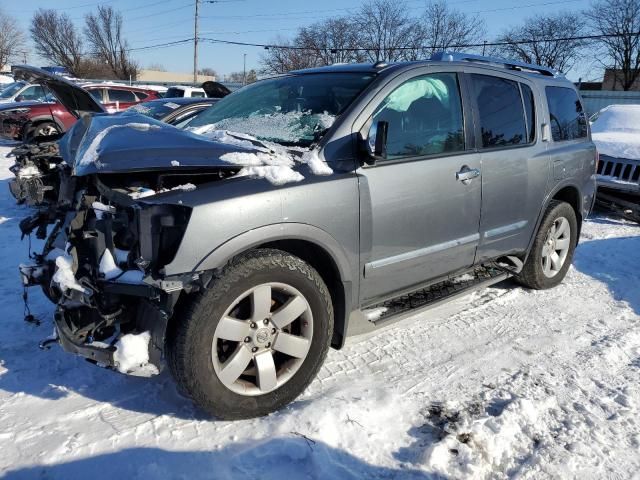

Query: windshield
127 101 185 120
187 72 375 146
0 82 25 99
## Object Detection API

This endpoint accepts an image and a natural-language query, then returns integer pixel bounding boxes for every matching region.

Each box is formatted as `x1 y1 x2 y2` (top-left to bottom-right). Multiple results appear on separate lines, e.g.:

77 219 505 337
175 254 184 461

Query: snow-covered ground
0 143 639 479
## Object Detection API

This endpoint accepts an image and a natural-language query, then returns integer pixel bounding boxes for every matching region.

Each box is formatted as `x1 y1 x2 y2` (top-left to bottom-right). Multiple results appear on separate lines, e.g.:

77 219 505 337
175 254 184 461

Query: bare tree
353 0 422 62
585 0 640 90
297 17 366 65
198 67 217 77
84 6 138 80
30 9 83 75
0 10 26 69
421 1 486 57
493 12 584 73
259 36 317 75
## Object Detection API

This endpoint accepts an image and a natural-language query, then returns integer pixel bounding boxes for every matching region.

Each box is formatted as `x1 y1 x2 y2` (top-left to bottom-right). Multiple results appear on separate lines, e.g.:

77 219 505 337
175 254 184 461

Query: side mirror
364 120 388 165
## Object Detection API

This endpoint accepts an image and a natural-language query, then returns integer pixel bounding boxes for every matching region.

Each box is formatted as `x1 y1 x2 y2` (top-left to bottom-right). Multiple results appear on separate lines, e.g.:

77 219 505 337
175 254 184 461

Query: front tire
169 249 333 419
518 200 578 289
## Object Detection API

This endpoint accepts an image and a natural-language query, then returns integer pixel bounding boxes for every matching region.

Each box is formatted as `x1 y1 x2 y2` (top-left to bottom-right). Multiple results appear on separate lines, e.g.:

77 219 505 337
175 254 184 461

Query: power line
199 31 640 52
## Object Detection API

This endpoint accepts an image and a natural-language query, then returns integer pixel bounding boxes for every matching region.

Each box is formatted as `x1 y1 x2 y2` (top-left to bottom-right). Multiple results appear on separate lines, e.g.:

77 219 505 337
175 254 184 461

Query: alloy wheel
211 282 313 396
541 216 571 278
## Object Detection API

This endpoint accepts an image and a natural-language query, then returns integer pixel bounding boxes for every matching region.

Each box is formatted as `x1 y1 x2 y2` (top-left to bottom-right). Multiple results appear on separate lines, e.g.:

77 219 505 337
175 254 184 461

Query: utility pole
193 0 199 83
243 53 247 85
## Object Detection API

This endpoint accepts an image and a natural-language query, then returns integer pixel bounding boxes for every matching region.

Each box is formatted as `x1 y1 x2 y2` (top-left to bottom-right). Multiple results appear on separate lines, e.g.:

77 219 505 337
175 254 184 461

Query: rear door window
545 86 588 141
107 89 137 103
89 89 104 103
470 74 527 149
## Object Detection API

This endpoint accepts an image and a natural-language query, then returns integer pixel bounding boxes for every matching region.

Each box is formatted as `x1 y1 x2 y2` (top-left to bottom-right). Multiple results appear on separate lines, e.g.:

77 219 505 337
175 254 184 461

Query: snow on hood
592 131 640 161
59 112 334 186
591 105 640 160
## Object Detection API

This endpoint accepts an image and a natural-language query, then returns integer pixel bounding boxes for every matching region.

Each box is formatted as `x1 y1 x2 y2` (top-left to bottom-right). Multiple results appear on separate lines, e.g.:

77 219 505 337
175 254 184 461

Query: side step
365 265 511 326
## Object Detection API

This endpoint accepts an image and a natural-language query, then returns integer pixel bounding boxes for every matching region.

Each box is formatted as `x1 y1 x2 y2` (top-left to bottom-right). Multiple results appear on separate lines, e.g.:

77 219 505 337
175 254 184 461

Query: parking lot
1 143 639 478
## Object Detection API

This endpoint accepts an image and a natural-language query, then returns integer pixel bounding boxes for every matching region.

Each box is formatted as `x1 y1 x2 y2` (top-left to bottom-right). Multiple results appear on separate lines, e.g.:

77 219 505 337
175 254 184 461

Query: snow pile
171 160 180 166
424 395 556 477
235 166 304 186
92 201 114 220
171 183 196 192
363 307 387 321
99 249 122 280
113 331 158 377
301 149 333 175
591 105 640 160
78 123 161 169
52 254 87 293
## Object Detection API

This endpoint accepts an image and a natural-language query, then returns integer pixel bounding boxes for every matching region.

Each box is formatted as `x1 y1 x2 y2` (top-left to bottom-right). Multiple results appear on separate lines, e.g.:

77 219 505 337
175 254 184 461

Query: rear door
467 71 550 261
357 68 482 304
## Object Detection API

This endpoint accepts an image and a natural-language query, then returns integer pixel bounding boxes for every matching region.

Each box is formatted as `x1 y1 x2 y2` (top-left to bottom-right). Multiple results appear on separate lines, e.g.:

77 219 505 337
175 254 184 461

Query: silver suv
16 54 596 419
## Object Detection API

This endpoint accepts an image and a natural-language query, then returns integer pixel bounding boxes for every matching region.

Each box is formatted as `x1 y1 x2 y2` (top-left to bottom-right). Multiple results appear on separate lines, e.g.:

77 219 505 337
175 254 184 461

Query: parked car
17 54 596 420
0 81 49 104
0 82 158 141
127 97 219 126
164 85 207 98
83 83 161 113
591 104 640 195
0 74 14 84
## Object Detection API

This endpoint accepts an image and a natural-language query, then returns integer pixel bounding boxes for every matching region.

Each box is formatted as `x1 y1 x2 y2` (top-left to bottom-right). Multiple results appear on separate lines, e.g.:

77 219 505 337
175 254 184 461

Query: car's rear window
471 74 527 149
165 87 185 98
545 86 588 142
108 89 137 103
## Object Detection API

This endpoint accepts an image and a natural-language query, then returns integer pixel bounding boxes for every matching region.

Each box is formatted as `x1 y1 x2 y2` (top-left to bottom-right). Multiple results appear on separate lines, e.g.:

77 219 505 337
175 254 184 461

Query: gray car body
134 60 596 347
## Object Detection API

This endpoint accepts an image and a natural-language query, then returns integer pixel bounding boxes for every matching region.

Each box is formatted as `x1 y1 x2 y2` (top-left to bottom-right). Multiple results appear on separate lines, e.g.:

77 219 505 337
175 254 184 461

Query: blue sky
5 0 599 80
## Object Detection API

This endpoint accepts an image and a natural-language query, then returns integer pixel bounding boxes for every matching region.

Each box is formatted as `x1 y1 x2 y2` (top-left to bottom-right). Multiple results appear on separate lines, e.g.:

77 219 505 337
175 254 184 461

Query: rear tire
517 200 577 290
168 248 333 419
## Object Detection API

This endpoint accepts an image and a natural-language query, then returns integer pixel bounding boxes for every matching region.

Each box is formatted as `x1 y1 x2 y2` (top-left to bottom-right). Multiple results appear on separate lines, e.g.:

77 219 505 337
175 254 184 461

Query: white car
591 104 640 194
0 81 49 104
164 85 207 98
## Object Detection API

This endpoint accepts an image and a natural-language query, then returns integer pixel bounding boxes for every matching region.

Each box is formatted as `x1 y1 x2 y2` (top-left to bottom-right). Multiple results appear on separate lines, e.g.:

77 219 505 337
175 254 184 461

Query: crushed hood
59 112 264 176
11 65 104 116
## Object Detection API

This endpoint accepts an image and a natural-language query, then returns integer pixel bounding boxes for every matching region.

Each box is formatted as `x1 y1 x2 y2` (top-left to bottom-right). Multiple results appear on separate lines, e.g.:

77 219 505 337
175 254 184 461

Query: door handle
456 166 481 184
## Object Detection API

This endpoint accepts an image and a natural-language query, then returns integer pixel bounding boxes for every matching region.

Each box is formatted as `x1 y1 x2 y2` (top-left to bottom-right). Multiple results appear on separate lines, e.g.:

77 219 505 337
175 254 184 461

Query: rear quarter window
545 86 588 142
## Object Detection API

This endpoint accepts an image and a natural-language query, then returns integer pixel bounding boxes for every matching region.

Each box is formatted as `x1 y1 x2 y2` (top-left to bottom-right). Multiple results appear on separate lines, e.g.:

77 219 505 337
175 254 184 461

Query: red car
0 81 159 140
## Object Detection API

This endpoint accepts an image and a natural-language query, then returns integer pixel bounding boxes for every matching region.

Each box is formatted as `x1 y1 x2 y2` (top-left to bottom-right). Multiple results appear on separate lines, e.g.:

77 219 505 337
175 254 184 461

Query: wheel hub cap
211 282 313 396
541 216 571 278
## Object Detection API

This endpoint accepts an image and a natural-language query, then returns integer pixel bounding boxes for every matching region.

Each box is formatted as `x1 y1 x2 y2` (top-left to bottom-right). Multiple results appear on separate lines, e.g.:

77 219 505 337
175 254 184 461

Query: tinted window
89 89 104 103
471 74 526 148
371 72 465 159
165 87 185 98
135 91 149 100
546 86 588 141
108 89 137 102
521 84 535 143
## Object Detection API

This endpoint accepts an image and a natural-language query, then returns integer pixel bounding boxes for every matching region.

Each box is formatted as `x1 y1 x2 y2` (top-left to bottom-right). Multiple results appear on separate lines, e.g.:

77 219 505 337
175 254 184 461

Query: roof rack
429 51 561 77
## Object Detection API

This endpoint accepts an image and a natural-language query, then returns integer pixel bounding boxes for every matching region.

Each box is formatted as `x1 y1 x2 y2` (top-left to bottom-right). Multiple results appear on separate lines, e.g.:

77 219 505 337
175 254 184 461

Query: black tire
168 248 333 419
517 200 578 290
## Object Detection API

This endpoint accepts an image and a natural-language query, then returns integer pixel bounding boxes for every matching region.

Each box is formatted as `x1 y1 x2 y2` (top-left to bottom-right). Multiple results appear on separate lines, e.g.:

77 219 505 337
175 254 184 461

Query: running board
365 266 510 326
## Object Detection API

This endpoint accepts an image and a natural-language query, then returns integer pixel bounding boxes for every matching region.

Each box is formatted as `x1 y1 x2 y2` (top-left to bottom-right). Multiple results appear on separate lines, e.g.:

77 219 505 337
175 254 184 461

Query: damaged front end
25 174 202 375
8 140 69 206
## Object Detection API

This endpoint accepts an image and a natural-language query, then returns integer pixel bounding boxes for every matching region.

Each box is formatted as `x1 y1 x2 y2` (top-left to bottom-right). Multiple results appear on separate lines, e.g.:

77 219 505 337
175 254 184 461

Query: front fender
183 222 354 285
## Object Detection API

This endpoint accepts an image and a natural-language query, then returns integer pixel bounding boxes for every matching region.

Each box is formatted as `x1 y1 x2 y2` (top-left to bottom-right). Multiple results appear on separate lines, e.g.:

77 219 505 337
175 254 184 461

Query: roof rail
429 51 561 77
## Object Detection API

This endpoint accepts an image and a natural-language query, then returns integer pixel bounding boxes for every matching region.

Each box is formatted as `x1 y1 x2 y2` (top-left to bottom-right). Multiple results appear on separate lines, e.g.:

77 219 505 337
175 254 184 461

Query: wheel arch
189 223 355 349
22 115 65 140
525 182 583 261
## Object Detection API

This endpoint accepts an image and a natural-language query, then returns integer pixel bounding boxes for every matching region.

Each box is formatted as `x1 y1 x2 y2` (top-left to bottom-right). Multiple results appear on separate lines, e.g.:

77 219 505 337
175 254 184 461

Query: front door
358 71 482 304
